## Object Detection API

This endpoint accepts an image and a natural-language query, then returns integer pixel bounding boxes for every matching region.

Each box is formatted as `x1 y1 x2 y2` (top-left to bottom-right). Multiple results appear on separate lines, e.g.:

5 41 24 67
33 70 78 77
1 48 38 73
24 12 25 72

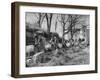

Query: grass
26 45 89 67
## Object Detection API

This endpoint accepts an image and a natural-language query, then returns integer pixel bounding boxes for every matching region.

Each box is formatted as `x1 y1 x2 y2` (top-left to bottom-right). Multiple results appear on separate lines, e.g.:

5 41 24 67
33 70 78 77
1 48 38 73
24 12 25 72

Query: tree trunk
45 13 53 33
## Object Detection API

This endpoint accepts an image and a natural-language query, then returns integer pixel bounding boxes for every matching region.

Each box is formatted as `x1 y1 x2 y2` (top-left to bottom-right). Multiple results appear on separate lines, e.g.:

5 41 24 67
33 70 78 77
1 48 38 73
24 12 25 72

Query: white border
19 6 95 75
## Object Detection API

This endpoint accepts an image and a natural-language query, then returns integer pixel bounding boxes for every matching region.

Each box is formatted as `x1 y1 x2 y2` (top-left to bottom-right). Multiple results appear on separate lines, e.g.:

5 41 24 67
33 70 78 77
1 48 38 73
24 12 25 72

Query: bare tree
57 14 69 43
65 14 90 47
57 14 83 47
67 15 81 40
45 13 53 33
35 13 45 28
